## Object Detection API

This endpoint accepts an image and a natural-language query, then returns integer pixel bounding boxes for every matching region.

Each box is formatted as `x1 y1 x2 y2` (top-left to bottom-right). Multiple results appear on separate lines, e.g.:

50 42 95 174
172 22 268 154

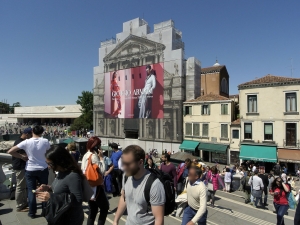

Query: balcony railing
283 139 300 148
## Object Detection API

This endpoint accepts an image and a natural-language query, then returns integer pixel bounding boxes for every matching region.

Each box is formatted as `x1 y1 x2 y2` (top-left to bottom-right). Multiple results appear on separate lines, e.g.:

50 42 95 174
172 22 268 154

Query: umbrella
63 138 74 144
75 137 88 143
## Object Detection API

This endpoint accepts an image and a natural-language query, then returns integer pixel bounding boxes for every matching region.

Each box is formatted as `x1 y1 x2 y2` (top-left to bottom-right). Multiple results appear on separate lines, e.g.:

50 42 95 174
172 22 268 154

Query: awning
179 140 199 151
240 144 277 163
278 149 300 163
198 142 228 153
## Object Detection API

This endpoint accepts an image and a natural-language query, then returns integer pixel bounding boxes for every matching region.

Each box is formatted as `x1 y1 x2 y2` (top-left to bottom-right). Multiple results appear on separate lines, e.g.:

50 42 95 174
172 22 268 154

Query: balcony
283 139 300 148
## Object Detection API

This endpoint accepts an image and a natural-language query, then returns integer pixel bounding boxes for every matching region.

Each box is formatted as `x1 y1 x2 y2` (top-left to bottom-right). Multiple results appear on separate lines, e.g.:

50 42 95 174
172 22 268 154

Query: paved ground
0 187 298 225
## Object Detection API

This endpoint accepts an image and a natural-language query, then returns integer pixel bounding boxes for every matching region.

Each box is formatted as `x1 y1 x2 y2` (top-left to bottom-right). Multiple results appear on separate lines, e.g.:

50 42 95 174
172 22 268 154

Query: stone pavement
0 188 298 225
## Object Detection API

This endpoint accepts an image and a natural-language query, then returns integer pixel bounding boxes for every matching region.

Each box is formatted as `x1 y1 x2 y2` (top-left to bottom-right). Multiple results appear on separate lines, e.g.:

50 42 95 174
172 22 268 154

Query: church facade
93 18 200 152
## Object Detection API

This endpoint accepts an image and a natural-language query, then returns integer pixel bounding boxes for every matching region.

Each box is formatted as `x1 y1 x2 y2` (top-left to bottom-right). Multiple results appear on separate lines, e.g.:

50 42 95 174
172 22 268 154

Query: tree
9 102 21 113
76 91 93 114
71 91 93 131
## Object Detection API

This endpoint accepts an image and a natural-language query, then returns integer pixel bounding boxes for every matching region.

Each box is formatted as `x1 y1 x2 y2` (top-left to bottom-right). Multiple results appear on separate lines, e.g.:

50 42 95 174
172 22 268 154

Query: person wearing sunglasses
270 177 290 225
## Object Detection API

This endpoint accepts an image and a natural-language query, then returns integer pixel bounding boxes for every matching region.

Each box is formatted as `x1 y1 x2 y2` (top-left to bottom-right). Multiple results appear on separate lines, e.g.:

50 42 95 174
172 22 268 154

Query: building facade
8 105 81 124
93 18 201 152
201 61 230 97
182 93 236 164
238 74 300 171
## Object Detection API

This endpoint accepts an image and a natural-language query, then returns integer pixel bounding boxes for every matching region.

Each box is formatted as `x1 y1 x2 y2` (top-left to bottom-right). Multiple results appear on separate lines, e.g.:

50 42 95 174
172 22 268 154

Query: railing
283 139 300 148
100 38 116 47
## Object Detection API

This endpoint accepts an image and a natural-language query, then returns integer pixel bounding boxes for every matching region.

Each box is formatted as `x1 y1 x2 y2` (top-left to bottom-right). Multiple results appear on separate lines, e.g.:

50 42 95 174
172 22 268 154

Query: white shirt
17 137 50 171
142 74 156 95
248 175 264 191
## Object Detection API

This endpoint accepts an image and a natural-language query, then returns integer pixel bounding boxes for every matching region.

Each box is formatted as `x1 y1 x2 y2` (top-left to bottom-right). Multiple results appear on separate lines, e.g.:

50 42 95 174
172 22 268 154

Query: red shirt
271 186 290 205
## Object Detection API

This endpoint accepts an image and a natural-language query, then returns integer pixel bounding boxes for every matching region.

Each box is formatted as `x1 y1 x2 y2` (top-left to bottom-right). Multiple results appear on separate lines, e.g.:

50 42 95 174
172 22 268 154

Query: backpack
124 168 176 216
85 154 103 187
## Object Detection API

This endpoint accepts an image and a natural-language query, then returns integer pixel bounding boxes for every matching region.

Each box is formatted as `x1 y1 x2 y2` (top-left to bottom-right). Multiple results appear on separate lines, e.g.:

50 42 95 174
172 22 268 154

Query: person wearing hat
11 127 32 212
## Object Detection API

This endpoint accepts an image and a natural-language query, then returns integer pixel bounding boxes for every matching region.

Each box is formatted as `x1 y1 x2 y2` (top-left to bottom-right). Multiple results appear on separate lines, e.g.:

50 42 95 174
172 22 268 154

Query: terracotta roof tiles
238 74 300 88
231 118 241 125
201 65 224 74
186 93 230 102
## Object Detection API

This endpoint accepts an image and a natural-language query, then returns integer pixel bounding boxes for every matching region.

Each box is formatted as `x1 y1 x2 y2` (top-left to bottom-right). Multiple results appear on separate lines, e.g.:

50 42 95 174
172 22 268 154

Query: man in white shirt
248 170 264 208
8 125 50 219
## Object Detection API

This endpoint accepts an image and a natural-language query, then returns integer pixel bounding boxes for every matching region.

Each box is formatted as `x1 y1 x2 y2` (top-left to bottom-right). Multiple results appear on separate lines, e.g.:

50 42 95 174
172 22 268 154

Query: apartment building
238 74 300 172
181 93 236 164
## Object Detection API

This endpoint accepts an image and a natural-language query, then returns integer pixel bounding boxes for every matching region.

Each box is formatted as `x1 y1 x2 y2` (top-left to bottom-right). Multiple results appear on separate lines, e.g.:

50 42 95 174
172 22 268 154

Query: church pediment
103 35 165 63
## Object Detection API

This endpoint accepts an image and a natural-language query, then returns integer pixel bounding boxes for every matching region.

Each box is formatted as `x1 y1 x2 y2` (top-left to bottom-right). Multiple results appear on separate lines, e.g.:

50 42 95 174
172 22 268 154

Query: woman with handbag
206 166 225 207
36 145 84 225
81 137 109 225
270 177 290 225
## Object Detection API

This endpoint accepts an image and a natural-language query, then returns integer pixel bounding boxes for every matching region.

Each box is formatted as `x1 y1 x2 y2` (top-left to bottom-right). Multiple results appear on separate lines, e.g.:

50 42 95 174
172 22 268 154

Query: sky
0 0 299 106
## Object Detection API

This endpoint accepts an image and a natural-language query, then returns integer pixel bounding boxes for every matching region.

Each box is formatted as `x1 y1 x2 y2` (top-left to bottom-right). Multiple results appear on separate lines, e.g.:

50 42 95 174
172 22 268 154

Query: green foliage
71 91 93 131
9 102 21 113
76 91 93 114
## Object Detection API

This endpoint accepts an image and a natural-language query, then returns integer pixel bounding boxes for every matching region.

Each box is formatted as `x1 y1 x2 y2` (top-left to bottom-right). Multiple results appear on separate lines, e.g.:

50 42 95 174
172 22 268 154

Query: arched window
221 78 228 94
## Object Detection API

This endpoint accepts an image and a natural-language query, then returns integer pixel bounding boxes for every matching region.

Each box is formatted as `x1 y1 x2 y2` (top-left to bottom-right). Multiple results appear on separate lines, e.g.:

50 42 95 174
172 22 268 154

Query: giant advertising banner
104 63 164 119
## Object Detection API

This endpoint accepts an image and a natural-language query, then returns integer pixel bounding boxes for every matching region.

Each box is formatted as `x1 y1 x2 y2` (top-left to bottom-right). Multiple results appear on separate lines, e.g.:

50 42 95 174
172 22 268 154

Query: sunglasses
46 161 54 167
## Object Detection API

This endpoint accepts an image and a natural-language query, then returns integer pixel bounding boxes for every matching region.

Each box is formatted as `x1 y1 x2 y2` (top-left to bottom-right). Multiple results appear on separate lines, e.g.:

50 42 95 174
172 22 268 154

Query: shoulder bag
85 154 103 187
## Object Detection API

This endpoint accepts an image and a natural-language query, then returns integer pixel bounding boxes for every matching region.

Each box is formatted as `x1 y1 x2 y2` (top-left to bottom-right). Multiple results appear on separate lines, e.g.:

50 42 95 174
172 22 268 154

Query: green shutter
183 106 186 116
208 105 211 115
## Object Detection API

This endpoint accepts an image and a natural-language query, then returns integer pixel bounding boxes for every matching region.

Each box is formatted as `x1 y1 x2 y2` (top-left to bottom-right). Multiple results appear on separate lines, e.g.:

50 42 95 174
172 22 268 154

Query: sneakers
16 207 29 212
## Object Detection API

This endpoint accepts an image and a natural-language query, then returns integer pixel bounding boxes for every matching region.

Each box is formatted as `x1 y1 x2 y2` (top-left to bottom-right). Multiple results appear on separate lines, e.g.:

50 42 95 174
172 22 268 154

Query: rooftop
185 93 230 103
238 74 300 89
201 65 225 74
231 118 241 126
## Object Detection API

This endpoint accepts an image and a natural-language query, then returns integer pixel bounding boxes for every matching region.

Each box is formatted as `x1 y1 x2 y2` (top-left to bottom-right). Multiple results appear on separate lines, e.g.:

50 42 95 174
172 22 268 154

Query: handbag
82 177 94 202
42 193 73 225
85 154 103 187
207 173 214 191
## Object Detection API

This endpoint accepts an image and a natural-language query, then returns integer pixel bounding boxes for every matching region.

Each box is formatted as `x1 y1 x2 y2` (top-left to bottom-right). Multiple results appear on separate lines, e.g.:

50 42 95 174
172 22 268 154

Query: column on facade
173 108 177 141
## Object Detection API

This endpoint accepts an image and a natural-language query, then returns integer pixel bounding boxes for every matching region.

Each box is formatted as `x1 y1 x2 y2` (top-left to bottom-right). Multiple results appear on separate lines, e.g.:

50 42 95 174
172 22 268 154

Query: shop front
239 143 277 172
278 148 300 174
179 140 200 157
198 142 228 164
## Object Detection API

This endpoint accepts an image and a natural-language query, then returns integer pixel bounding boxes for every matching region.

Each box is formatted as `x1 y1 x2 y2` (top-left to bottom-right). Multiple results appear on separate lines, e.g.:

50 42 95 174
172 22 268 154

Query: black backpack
124 168 176 216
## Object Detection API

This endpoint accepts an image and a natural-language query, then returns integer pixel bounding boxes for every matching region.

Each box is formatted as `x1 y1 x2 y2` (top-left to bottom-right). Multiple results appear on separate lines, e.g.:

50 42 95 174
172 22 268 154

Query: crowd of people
6 126 300 225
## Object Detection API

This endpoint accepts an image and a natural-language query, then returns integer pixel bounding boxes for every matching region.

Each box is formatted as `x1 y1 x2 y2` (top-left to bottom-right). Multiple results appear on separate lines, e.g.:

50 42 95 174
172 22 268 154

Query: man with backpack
113 145 166 225
181 166 207 225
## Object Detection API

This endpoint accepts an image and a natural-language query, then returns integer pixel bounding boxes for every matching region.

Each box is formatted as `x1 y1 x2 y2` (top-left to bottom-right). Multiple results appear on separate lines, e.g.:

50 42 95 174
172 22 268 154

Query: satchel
207 181 214 191
85 154 103 187
42 193 73 225
82 177 94 202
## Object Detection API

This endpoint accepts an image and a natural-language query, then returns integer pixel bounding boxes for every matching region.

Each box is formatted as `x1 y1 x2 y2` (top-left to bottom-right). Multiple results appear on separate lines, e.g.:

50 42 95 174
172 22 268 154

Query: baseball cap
23 127 32 134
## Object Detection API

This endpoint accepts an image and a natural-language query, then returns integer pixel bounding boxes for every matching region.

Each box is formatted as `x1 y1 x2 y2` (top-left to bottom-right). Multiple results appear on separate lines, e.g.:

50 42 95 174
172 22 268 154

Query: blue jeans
181 205 207 225
25 168 49 216
274 203 289 225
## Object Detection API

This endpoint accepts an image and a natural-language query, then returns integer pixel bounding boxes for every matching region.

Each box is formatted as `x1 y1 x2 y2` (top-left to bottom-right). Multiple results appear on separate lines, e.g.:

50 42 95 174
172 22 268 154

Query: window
286 123 297 146
185 123 192 136
221 78 229 94
232 130 239 139
202 124 209 137
286 93 297 112
221 124 228 138
244 123 252 139
221 104 228 115
264 123 273 140
193 123 200 136
185 123 200 136
202 105 210 115
185 106 192 115
247 95 257 113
